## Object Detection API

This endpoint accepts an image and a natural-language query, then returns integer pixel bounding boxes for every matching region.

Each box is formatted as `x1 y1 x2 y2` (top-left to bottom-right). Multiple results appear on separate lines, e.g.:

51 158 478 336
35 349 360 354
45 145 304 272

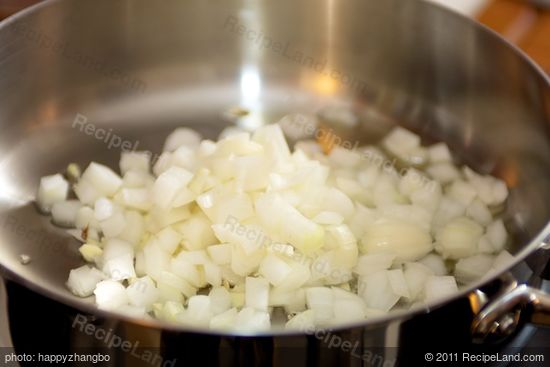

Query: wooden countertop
478 0 550 73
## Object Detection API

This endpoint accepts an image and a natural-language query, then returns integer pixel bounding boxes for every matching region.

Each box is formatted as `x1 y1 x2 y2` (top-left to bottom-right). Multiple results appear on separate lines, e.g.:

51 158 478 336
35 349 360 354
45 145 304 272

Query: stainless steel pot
0 0 549 365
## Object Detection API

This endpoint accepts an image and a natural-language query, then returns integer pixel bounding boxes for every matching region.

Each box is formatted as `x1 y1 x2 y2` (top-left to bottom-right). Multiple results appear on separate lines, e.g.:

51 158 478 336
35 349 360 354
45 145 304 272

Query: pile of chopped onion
37 118 513 331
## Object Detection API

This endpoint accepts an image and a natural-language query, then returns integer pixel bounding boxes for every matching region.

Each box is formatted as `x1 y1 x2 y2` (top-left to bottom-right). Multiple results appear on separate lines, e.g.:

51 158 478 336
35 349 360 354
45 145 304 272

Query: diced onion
36 117 511 331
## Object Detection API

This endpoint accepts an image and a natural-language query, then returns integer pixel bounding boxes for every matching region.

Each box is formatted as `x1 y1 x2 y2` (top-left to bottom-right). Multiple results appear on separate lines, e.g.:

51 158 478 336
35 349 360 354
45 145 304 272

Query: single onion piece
155 301 184 322
489 250 514 273
332 298 366 324
432 197 466 229
259 254 292 287
354 253 396 276
424 276 458 302
358 270 400 312
37 174 69 213
454 254 494 284
153 167 194 209
159 271 197 299
275 261 310 292
277 114 318 141
103 253 136 280
100 239 132 262
328 146 361 168
118 211 145 245
426 163 460 184
79 243 103 263
143 243 171 281
170 256 204 288
171 146 197 172
215 133 263 157
269 288 294 307
435 216 483 259
255 193 325 255
466 199 492 226
75 206 98 230
153 152 172 177
348 203 376 239
119 188 152 211
447 180 477 207
418 253 447 276
163 127 202 152
100 212 127 238
210 307 238 330
284 288 307 314
178 213 219 251
182 295 213 327
252 124 291 169
331 287 367 324
382 127 421 156
126 276 160 311
387 269 410 298
120 151 151 175
486 219 507 252
209 286 232 315
203 261 222 287
245 276 270 312
67 265 106 297
94 280 129 310
403 262 434 301
428 143 452 163
94 197 115 221
155 226 183 254
74 179 102 206
410 180 442 213
285 309 316 330
234 307 271 331
377 204 432 231
305 287 334 324
206 244 232 265
51 200 82 227
361 218 432 262
218 126 247 140
81 162 123 197
463 167 509 207
399 168 427 197
122 170 153 188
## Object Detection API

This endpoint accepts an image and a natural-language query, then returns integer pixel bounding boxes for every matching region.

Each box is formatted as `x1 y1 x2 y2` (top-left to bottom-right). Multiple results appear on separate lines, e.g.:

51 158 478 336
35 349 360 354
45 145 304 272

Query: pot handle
472 284 550 339
471 248 550 343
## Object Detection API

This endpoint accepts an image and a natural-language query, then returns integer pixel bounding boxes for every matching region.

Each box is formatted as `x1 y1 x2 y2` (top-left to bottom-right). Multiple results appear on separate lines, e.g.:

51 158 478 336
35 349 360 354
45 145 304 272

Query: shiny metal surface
0 0 549 348
472 283 550 340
